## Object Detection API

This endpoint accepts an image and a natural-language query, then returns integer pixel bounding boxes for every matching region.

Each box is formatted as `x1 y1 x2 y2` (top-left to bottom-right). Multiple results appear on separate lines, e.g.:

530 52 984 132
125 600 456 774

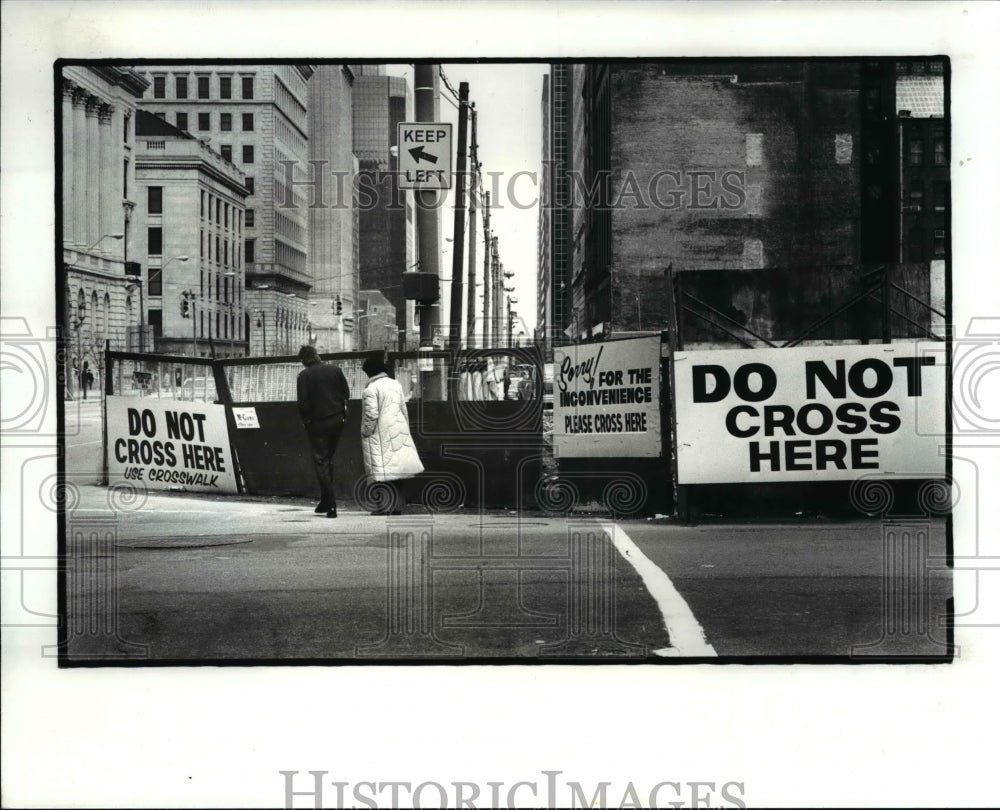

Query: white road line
600 522 717 657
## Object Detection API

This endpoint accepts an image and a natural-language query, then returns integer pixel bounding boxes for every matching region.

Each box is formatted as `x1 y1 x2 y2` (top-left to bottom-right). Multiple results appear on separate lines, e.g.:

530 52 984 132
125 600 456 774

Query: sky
388 62 548 341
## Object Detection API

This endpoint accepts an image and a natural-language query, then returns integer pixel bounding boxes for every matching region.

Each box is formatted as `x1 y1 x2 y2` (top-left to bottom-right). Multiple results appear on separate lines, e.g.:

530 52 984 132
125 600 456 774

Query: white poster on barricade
673 342 946 484
106 396 238 493
553 336 663 458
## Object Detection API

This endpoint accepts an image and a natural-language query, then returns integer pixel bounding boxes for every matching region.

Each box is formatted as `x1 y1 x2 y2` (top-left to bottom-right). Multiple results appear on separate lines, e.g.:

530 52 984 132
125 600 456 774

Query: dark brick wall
606 62 862 335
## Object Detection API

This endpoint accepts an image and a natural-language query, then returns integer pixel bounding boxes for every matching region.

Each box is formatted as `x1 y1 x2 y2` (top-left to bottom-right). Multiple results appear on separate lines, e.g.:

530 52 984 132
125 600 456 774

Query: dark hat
362 357 389 377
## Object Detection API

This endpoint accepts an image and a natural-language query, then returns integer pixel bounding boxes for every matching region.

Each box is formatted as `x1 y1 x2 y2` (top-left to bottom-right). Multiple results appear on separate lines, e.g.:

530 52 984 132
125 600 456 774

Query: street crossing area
61 485 950 662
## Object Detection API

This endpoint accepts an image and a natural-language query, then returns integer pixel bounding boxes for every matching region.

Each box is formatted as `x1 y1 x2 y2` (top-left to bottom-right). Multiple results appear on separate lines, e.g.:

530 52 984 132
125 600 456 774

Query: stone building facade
307 65 360 352
61 65 149 396
133 111 247 357
138 64 315 356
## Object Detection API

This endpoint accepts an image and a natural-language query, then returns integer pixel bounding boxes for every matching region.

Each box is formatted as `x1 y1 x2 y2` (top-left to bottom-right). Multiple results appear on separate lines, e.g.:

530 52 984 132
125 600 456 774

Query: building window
933 139 947 166
245 176 254 195
908 139 924 166
200 229 204 258
149 268 162 297
148 186 163 215
242 76 254 99
216 235 220 263
123 113 131 143
154 112 167 121
242 145 254 164
224 241 229 265
220 76 232 99
153 76 165 98
220 144 232 162
907 180 923 210
216 200 221 223
245 209 254 227
224 204 229 229
933 181 949 212
208 195 213 223
242 113 254 131
220 113 232 131
123 159 128 198
148 227 162 255
245 239 255 264
201 191 205 218
198 75 210 99
175 75 188 99
176 112 188 131
198 112 210 131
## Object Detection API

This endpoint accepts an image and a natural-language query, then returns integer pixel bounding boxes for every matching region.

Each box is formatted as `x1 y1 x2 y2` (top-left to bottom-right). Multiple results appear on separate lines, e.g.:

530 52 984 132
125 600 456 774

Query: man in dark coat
296 345 351 518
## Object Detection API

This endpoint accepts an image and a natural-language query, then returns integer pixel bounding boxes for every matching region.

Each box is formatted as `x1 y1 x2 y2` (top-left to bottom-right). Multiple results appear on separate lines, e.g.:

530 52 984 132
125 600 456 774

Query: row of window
200 190 244 231
200 268 242 307
906 180 950 211
218 144 255 165
152 74 254 101
200 230 240 269
908 138 948 167
165 111 255 133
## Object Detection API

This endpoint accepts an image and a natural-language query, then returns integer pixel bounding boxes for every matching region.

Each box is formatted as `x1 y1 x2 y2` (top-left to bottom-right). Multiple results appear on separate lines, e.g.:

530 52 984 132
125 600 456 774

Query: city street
63 400 952 663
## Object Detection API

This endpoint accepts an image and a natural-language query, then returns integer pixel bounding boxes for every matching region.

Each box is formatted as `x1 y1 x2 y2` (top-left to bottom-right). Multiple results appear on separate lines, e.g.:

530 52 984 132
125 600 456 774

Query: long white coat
360 373 424 481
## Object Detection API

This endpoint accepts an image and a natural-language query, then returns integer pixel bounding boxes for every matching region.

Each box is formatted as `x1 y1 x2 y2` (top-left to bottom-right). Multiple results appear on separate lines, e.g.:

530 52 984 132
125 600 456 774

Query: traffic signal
334 296 343 315
180 297 189 318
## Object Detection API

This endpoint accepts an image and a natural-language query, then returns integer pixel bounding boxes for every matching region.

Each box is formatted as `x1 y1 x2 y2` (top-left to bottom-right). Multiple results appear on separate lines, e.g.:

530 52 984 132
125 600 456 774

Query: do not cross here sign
397 122 453 189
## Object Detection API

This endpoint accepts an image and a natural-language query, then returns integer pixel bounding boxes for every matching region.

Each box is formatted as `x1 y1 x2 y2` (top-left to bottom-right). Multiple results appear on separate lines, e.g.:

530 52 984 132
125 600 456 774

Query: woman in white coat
360 357 424 515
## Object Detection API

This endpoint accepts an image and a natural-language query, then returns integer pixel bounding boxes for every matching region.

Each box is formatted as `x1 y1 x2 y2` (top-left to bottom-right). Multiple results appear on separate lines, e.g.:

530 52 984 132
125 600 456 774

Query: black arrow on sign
408 146 439 165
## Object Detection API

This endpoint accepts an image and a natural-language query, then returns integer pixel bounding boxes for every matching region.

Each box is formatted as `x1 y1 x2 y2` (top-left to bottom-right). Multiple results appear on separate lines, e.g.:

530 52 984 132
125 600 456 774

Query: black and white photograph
3 2 999 808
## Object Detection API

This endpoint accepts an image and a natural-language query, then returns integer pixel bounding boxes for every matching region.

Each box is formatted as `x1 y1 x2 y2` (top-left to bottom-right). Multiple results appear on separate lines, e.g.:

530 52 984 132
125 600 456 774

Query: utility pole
465 106 479 348
448 81 469 350
414 64 443 394
491 237 500 348
481 191 491 347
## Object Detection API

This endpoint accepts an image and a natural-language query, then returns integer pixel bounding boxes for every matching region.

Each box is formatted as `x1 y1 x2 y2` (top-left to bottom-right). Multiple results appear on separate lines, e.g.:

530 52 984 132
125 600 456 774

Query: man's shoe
315 502 332 514
326 509 338 519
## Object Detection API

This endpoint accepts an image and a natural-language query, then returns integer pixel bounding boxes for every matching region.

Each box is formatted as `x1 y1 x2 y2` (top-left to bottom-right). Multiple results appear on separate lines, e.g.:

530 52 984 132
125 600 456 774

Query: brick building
61 65 149 396
544 60 948 347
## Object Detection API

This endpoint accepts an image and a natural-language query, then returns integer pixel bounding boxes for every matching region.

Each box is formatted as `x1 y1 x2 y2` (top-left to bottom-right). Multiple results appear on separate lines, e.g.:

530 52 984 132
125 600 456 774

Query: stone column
61 80 76 248
98 104 117 258
71 89 89 247
85 96 102 251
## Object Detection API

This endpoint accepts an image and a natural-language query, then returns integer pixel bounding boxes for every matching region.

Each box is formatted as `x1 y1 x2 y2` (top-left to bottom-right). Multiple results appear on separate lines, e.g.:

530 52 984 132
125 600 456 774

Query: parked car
542 363 554 408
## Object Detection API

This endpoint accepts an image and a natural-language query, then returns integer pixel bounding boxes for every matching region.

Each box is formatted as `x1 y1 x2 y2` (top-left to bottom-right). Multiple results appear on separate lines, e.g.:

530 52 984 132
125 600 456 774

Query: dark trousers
305 414 346 508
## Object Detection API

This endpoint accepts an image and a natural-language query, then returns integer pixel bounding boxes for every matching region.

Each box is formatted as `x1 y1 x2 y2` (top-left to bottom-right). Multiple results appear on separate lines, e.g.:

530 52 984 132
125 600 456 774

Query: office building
133 111 247 357
351 69 416 348
307 64 359 351
137 64 315 354
61 65 149 396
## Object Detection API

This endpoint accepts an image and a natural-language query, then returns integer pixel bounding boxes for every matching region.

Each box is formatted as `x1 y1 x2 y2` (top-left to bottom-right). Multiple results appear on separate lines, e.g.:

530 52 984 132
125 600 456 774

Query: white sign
397 122 453 189
106 396 238 493
232 407 260 429
553 336 662 458
674 343 946 484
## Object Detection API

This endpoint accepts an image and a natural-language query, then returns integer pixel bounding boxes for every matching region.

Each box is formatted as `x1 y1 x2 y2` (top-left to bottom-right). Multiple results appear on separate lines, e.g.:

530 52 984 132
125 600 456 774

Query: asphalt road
62 398 952 663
